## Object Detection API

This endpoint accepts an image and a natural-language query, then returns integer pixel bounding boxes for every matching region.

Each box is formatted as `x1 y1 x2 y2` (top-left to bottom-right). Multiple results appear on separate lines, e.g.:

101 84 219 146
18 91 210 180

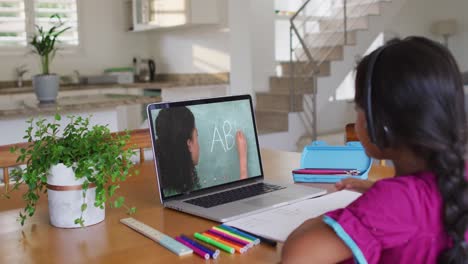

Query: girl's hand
236 131 248 179
335 178 374 193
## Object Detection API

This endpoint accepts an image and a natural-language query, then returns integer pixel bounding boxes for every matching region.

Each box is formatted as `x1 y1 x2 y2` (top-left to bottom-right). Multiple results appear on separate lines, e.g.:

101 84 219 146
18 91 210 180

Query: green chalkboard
150 99 262 191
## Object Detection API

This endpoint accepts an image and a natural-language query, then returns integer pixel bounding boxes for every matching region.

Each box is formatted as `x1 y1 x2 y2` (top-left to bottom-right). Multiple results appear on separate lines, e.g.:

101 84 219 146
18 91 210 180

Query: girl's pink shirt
325 167 468 264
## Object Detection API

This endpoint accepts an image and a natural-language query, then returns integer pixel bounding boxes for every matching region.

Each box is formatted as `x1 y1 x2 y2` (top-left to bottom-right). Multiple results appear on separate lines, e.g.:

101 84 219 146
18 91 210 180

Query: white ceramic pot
47 163 105 228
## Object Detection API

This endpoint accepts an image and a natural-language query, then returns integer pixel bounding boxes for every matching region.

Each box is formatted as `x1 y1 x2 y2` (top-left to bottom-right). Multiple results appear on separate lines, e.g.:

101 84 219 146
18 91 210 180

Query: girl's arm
282 217 353 264
236 130 248 179
335 178 375 193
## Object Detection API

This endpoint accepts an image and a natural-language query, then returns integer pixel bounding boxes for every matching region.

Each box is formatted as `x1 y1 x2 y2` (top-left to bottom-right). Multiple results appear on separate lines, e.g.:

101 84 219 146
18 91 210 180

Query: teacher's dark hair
355 36 468 263
155 106 199 193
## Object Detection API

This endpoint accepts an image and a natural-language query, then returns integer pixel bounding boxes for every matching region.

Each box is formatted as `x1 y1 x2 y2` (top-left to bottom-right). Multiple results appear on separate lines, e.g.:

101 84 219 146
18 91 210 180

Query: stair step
255 110 289 134
269 76 315 94
279 60 331 76
293 46 343 63
304 31 356 47
331 2 381 17
256 93 303 112
319 16 368 32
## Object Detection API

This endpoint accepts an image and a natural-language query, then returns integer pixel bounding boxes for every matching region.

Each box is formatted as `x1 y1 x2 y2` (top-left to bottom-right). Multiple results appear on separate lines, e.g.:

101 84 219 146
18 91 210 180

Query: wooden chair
0 141 30 192
0 128 153 191
345 123 359 143
115 128 153 163
345 123 386 167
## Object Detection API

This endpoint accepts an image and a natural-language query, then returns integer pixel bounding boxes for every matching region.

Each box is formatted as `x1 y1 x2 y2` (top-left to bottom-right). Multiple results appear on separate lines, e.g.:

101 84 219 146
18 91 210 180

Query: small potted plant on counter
30 14 70 104
6 114 137 228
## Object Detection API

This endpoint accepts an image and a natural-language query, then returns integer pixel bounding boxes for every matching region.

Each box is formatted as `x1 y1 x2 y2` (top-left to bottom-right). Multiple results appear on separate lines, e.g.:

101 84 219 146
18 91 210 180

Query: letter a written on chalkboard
211 126 226 152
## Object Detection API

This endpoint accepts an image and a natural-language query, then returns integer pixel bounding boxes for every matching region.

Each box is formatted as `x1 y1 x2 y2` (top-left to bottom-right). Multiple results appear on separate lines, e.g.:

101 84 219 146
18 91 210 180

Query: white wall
250 1 276 93
228 0 276 95
387 0 468 71
147 0 276 97
228 0 253 96
0 0 151 81
147 0 230 75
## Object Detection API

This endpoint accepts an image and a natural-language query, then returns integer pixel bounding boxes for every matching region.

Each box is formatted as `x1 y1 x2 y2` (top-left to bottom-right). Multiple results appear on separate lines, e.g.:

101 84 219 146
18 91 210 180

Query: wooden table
0 149 394 264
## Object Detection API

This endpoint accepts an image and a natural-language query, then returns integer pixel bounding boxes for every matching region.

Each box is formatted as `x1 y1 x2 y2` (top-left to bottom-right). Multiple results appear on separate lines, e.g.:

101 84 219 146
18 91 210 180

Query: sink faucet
15 65 28 88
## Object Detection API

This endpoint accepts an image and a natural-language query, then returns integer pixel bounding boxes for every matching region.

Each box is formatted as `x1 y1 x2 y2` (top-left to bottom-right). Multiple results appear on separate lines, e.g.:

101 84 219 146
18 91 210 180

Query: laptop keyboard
185 183 286 208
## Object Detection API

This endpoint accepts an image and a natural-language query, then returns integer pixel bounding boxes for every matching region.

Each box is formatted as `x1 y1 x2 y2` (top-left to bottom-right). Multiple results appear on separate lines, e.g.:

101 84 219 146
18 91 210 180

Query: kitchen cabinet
131 0 218 31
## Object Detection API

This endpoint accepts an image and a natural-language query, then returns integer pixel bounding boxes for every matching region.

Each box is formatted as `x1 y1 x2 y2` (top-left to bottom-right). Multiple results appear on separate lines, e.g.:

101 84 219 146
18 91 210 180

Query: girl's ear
187 139 193 153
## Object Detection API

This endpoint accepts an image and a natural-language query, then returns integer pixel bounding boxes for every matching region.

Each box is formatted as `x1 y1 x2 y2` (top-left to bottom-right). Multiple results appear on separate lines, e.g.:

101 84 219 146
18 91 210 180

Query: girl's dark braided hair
355 36 468 263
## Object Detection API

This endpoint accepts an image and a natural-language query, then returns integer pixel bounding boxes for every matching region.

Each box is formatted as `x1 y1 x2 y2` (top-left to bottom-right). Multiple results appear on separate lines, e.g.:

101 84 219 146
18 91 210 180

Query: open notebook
224 190 361 242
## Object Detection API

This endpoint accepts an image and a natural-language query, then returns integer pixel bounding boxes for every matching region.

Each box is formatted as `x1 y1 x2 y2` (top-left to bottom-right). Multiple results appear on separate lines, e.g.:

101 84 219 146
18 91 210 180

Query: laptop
147 94 325 222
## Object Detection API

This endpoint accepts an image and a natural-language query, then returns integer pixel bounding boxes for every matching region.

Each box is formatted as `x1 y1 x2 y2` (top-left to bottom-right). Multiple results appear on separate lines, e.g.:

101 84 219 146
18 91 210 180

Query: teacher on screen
155 106 248 195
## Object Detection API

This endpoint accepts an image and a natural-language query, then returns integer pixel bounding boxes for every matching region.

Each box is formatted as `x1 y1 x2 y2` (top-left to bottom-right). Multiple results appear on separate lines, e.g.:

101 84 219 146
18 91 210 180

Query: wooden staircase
255 0 388 135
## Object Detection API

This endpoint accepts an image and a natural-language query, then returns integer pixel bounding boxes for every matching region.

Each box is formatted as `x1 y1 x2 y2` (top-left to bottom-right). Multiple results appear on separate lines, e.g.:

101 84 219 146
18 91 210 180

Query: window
34 0 79 46
0 0 26 46
0 0 78 48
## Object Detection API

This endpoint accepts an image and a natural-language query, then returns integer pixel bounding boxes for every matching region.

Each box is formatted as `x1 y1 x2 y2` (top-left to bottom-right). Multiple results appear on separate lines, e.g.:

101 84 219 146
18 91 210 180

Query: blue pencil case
292 141 372 183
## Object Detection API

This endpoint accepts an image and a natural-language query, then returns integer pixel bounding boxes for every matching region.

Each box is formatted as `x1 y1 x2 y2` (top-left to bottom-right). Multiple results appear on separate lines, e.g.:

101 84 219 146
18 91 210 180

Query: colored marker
241 230 277 247
212 226 253 244
219 224 261 245
202 232 247 254
206 230 249 251
175 237 209 259
207 229 250 248
180 235 220 259
194 232 235 254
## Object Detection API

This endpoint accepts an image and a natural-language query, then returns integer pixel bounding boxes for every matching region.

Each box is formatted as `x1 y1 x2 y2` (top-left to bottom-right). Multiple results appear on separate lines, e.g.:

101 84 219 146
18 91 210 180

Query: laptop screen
147 95 263 200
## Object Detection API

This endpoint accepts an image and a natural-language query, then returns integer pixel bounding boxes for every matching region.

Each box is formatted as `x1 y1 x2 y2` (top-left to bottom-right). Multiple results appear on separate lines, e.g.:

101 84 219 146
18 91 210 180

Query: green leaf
114 196 124 208
74 217 85 227
30 14 70 74
19 213 26 226
54 113 61 121
108 185 119 197
81 203 87 212
26 206 35 217
9 146 17 153
128 207 137 215
82 181 89 190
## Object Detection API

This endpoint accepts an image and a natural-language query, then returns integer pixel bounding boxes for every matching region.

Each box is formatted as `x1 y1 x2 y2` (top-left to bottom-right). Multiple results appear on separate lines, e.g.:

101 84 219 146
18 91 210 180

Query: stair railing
289 0 382 141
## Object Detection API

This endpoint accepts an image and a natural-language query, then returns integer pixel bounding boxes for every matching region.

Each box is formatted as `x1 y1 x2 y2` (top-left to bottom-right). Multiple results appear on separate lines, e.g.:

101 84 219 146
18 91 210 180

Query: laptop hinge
164 177 264 202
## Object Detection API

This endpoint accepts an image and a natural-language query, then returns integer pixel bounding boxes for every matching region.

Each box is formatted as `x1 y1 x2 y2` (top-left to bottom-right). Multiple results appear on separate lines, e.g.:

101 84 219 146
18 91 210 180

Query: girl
155 106 248 196
281 36 468 263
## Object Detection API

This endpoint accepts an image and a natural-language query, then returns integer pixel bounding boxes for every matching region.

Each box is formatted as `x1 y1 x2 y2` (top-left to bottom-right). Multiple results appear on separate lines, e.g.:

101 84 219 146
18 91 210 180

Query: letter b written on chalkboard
210 120 238 152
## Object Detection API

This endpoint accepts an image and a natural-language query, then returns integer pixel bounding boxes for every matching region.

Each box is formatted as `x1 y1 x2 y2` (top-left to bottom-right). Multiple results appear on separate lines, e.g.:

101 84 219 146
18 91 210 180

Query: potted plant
30 14 70 104
6 114 137 228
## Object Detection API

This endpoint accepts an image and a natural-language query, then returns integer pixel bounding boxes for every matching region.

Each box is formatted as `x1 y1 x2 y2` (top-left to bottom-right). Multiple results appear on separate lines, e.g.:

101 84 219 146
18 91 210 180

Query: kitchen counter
0 93 161 119
0 82 173 95
0 73 229 96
